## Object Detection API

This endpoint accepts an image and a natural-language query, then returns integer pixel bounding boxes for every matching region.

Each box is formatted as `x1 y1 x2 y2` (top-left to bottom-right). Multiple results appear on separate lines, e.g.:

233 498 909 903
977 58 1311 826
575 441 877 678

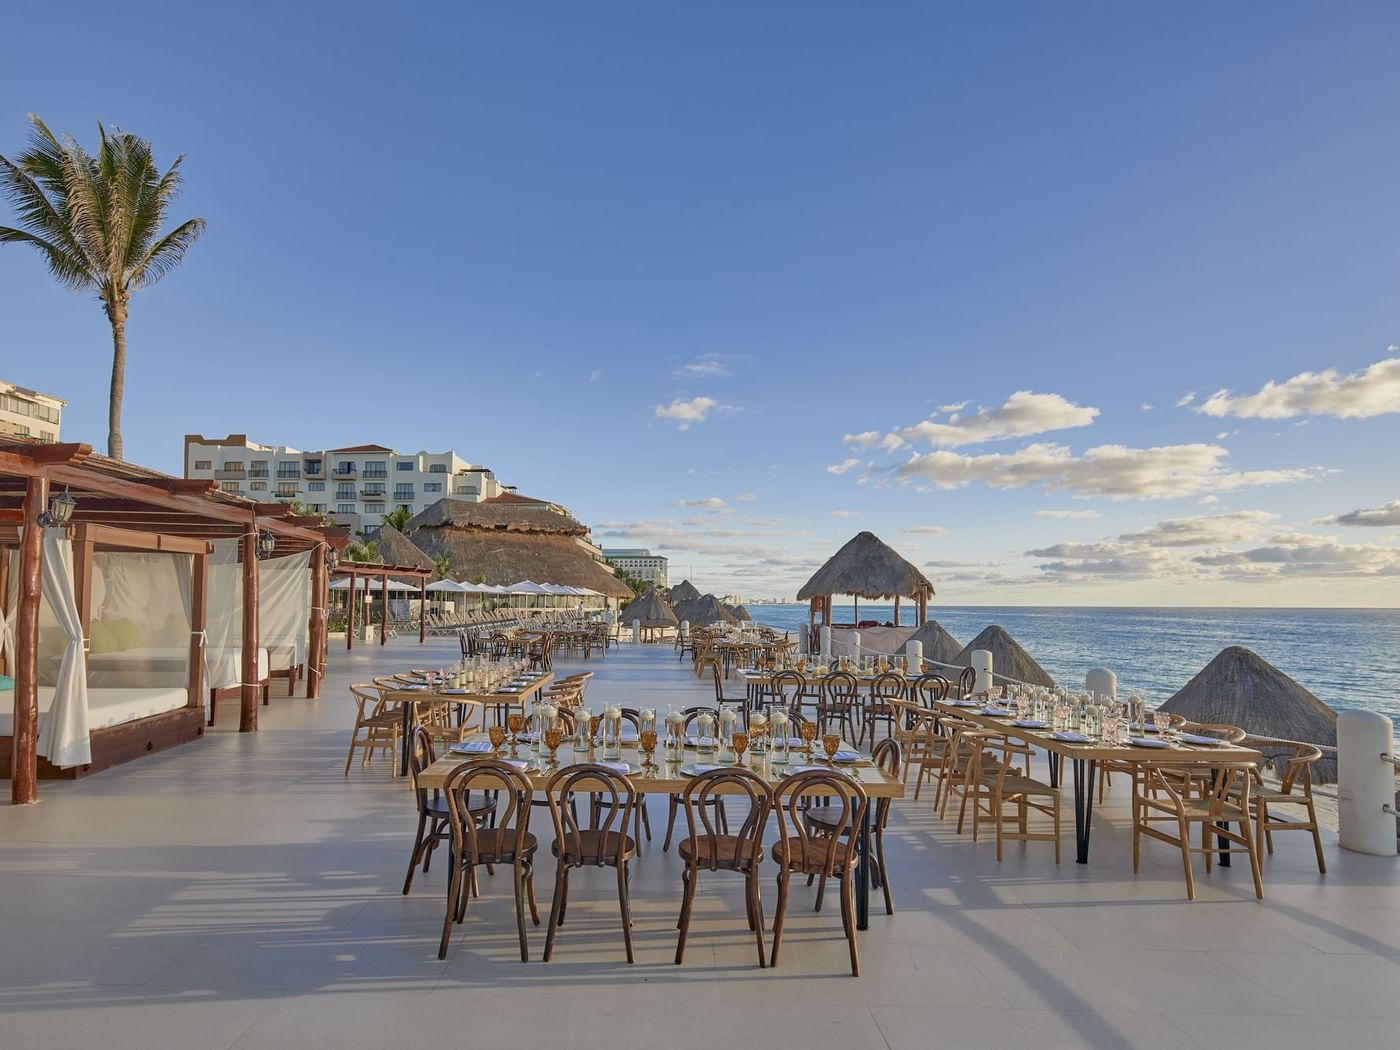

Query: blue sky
4 2 1399 605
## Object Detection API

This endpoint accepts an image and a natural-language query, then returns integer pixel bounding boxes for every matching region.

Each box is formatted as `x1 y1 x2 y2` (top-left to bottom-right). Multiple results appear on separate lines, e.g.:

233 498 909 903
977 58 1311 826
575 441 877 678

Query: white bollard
971 650 994 695
1337 709 1398 856
1086 668 1117 702
632 618 641 645
848 631 860 663
905 639 923 672
819 625 832 662
680 620 689 639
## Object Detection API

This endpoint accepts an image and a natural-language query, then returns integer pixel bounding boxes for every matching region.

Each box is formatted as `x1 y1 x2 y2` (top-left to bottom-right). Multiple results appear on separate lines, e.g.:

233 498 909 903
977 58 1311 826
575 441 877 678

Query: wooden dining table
932 699 1262 864
383 671 556 778
417 735 905 930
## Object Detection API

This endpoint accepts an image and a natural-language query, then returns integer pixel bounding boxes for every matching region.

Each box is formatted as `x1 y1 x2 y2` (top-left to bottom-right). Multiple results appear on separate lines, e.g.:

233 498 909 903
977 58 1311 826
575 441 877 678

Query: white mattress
0 686 190 736
206 647 270 691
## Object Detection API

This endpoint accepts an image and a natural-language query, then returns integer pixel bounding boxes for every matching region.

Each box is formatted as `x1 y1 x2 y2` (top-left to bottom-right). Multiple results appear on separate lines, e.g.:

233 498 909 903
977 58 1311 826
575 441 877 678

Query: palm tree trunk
107 301 127 460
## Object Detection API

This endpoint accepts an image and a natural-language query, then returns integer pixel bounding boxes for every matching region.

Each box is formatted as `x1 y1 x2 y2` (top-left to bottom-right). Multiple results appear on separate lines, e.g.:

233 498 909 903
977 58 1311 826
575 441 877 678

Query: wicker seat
1238 736 1327 874
965 735 1061 863
675 767 771 967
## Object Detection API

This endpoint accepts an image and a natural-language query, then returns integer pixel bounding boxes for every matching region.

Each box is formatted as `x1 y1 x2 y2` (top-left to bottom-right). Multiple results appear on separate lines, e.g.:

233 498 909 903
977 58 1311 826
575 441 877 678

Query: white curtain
0 550 16 673
205 539 243 691
258 550 312 670
37 529 90 767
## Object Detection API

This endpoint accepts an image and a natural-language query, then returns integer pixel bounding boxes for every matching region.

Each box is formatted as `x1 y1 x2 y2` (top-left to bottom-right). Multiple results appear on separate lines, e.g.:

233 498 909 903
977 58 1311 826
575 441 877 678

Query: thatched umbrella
726 602 752 622
796 531 935 628
623 587 679 629
1161 646 1339 781
668 579 701 604
952 625 1056 688
674 593 736 626
906 620 963 666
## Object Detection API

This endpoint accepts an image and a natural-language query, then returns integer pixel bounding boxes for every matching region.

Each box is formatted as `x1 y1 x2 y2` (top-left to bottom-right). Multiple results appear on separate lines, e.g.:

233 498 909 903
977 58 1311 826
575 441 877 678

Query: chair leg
662 795 680 851
1307 801 1327 874
838 872 859 977
438 859 464 960
1178 815 1196 901
876 826 895 916
769 872 789 968
525 861 541 924
749 870 767 968
675 865 697 964
617 861 635 963
544 863 568 961
1239 818 1265 900
402 813 429 894
513 862 530 962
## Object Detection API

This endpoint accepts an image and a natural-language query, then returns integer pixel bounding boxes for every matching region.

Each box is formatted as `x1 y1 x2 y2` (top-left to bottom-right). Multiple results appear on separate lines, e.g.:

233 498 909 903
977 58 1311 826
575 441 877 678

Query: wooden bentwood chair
675 767 772 967
662 707 729 851
804 738 902 916
436 759 541 961
770 768 869 976
544 764 640 963
402 727 495 896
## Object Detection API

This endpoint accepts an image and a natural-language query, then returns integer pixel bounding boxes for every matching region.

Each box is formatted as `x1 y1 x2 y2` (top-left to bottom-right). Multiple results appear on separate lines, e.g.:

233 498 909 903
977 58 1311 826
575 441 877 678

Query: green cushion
0 674 13 691
110 618 143 650
89 620 120 654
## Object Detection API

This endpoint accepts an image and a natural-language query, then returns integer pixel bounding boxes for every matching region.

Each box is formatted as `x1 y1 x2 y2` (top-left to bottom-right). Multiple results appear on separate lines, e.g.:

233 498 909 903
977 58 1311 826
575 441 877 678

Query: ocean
746 604 1400 722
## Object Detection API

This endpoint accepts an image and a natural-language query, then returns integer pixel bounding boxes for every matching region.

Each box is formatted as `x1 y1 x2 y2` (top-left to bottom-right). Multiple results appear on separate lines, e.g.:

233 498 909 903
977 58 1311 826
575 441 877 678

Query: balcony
303 461 324 476
361 488 386 499
332 464 357 477
214 468 246 480
362 469 388 481
249 469 269 479
276 470 301 480
393 488 415 500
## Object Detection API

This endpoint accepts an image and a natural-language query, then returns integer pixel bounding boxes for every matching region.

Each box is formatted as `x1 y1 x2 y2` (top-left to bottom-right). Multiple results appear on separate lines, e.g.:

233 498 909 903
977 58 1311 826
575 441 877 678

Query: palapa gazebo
673 593 736 627
796 531 935 630
726 602 752 622
1161 646 1339 781
622 586 678 640
402 499 632 601
906 620 964 666
667 579 701 604
953 625 1056 688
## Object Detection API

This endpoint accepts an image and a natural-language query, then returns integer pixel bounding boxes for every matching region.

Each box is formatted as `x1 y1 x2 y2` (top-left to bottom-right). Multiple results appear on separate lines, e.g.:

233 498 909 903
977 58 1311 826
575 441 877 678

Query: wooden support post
894 594 900 627
380 572 388 646
307 545 326 698
346 569 356 651
419 577 427 643
239 521 259 733
11 475 47 805
189 549 208 709
917 593 927 626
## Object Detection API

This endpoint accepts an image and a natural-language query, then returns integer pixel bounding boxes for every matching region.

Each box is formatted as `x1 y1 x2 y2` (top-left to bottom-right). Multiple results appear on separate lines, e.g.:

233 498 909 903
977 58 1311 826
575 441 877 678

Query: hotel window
250 481 267 491
363 462 387 479
336 503 356 515
276 483 298 497
194 459 212 470
15 426 30 437
396 504 413 516
222 481 241 492
455 485 479 496
224 460 245 472
308 503 325 514
424 482 442 493
276 463 300 478
364 502 385 515
396 461 414 471
304 459 322 474
307 481 325 492
250 460 269 477
336 484 355 499
394 485 414 499
39 430 55 443
334 461 356 475
429 464 447 473
363 484 385 496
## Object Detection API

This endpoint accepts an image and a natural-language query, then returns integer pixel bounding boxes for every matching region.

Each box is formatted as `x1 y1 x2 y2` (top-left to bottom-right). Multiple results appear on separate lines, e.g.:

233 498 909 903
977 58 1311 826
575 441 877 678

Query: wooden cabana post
346 567 357 650
306 544 326 699
419 577 427 643
239 518 260 733
380 571 388 647
11 475 47 805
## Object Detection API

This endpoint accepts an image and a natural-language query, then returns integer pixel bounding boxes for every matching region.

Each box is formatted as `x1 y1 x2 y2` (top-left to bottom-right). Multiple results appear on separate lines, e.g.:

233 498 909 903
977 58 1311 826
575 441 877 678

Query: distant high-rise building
602 548 669 589
0 380 64 442
183 434 509 536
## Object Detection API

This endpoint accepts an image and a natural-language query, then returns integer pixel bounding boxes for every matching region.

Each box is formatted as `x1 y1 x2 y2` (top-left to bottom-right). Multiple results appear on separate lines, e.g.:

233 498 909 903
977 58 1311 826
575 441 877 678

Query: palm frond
0 226 97 292
125 150 180 267
0 151 94 271
130 216 206 289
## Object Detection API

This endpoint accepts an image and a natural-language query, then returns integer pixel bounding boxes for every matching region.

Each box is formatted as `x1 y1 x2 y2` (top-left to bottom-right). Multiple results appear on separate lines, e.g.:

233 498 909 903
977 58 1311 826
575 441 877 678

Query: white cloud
674 497 727 510
1175 392 1197 408
829 510 860 518
1196 354 1400 420
904 525 948 535
734 492 757 503
897 442 1313 500
1194 531 1400 578
1141 403 1154 412
655 396 727 430
892 391 1099 449
1117 510 1277 547
1316 499 1400 527
673 354 732 379
827 458 862 475
589 369 604 382
843 431 880 449
1034 509 1102 520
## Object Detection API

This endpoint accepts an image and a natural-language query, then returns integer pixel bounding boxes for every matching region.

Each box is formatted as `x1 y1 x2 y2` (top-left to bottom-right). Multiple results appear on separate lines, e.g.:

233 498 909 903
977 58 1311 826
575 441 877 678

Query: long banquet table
418 736 905 930
931 699 1262 864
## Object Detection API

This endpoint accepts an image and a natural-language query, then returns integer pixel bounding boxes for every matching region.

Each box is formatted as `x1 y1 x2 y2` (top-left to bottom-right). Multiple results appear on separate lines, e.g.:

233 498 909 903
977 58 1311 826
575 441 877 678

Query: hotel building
601 548 670 589
0 380 64 442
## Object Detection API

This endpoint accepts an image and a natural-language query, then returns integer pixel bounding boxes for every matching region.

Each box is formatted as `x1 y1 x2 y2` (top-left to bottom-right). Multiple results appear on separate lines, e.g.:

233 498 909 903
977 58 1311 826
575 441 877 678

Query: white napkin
449 741 493 754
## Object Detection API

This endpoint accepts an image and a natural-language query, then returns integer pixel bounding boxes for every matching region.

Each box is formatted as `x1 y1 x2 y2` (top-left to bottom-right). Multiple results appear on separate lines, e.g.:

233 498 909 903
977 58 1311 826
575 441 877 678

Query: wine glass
799 720 818 758
822 733 841 765
639 729 657 770
488 724 506 754
506 712 526 752
544 727 563 764
1152 710 1169 736
732 732 749 768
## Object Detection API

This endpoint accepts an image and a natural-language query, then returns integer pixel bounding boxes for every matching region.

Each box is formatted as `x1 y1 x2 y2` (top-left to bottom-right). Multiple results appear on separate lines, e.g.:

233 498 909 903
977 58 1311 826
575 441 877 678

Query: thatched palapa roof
1161 647 1338 780
623 587 679 628
726 603 752 622
906 620 964 666
668 579 701 603
674 594 737 626
952 625 1056 688
797 532 934 601
367 524 438 577
404 498 632 598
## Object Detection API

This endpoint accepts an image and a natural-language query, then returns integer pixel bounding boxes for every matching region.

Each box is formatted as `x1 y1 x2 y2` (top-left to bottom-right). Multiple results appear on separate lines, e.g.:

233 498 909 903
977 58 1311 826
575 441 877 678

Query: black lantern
325 545 340 572
38 489 77 528
256 529 277 560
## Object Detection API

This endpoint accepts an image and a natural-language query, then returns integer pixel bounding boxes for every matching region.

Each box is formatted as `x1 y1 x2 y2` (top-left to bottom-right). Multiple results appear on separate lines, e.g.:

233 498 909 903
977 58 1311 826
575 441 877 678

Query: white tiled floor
1 636 1395 1049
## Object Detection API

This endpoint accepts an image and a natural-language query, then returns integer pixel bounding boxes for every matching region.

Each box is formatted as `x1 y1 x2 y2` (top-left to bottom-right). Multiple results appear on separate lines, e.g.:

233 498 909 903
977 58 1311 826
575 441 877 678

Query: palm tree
382 507 412 533
0 115 205 459
432 553 454 580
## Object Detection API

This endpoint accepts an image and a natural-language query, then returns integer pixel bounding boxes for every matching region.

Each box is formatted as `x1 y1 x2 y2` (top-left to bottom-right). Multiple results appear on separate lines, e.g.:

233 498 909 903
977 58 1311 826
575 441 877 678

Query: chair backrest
441 759 530 862
771 670 806 708
956 666 977 699
681 767 771 872
912 673 950 706
822 671 859 706
408 725 438 814
870 671 906 702
1241 735 1322 793
772 769 868 878
619 708 644 733
350 684 383 716
546 763 636 865
870 737 901 827
1181 721 1247 743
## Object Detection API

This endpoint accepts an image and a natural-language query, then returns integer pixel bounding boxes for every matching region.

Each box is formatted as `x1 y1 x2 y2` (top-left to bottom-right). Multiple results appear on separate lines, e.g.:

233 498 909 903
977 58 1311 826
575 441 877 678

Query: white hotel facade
183 434 509 536
0 379 64 442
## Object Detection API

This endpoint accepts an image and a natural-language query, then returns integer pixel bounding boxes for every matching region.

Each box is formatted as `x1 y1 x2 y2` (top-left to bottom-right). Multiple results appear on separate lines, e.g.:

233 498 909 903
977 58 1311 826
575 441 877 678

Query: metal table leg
1072 758 1097 864
400 701 412 777
856 805 872 930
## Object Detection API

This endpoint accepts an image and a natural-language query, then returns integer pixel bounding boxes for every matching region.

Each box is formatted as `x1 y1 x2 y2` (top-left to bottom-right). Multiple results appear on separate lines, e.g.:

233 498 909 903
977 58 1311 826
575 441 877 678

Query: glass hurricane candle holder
664 710 685 762
602 706 623 761
695 712 716 756
770 709 790 765
718 708 738 761
748 710 769 754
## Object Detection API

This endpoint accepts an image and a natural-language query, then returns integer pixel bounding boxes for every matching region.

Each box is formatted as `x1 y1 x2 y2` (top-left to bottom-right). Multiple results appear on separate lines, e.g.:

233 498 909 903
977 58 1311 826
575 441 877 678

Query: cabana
667 579 701 604
797 531 935 632
623 586 678 641
0 438 347 803
331 562 435 650
673 593 736 627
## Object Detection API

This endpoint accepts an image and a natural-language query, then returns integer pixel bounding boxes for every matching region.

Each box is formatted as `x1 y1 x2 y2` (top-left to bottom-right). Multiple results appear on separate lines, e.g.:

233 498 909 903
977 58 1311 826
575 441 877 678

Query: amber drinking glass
488 724 507 754
507 712 526 753
544 727 563 763
732 732 749 768
822 733 841 764
799 720 818 758
639 729 658 769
